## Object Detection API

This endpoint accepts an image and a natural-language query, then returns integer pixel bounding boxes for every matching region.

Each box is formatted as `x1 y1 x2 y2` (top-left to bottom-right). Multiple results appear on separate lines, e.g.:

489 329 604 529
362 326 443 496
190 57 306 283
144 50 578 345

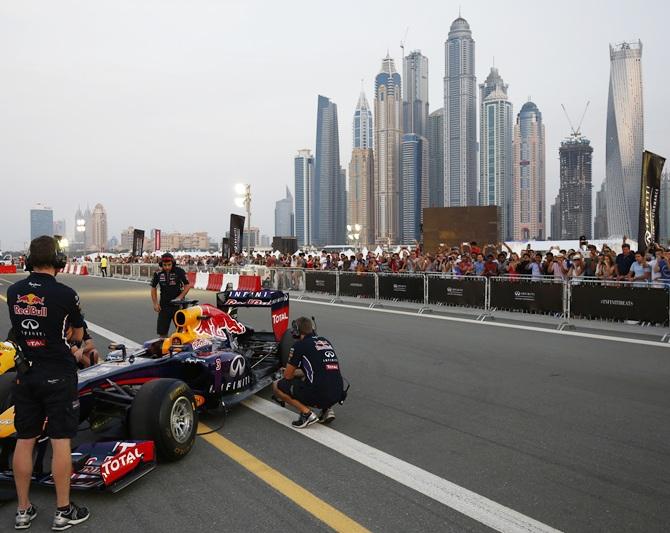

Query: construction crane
400 26 409 57
561 101 590 138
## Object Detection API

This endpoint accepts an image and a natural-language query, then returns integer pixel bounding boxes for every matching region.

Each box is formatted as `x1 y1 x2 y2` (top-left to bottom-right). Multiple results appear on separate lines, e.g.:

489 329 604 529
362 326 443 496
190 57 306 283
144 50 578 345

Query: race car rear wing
216 290 289 341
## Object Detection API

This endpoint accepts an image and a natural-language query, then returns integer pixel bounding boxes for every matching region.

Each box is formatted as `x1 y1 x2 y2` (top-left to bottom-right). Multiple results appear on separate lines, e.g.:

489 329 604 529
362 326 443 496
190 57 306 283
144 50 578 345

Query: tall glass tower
315 95 344 245
444 16 477 207
427 109 444 207
479 67 513 240
373 54 402 244
294 149 314 247
403 50 429 138
349 90 375 245
512 101 546 241
605 41 643 238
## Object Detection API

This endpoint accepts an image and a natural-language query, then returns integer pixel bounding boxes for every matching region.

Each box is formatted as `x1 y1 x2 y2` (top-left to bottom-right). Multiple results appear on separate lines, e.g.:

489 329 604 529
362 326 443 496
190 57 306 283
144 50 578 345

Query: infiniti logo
21 319 39 330
229 356 246 378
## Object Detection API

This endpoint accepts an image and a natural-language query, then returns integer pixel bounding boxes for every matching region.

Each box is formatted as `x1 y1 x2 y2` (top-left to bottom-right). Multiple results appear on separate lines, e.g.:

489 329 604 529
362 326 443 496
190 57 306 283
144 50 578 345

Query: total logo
272 312 288 324
229 355 246 378
100 448 141 484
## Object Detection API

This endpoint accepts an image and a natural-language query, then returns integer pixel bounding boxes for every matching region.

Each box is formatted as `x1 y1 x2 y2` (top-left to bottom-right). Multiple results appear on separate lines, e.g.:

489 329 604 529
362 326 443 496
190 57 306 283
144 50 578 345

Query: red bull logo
16 294 45 306
193 304 246 337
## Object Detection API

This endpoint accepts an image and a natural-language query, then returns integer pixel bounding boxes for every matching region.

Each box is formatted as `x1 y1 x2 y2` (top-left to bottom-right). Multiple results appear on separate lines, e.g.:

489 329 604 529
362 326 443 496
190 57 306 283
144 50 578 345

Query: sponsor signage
638 150 666 254
490 279 563 315
230 214 245 254
305 271 337 295
378 275 424 303
571 283 669 324
339 273 375 298
427 277 486 308
132 229 145 257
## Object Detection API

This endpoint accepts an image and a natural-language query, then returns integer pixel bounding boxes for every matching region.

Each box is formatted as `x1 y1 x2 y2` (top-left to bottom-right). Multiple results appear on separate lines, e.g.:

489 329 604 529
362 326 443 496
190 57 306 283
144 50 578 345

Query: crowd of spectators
82 238 670 287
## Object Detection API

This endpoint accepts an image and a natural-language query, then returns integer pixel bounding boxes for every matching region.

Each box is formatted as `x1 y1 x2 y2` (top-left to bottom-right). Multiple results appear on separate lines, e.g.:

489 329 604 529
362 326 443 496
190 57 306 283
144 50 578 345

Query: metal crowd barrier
79 263 670 326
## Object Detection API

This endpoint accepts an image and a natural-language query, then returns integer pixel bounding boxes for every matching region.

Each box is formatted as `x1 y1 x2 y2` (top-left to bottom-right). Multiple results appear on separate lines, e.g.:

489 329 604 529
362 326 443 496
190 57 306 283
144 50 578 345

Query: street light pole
244 184 251 257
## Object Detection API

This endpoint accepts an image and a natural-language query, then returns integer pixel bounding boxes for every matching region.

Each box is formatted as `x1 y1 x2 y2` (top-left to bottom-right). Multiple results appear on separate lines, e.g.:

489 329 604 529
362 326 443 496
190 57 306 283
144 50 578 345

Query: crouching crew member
150 253 191 338
272 317 345 428
6 235 90 530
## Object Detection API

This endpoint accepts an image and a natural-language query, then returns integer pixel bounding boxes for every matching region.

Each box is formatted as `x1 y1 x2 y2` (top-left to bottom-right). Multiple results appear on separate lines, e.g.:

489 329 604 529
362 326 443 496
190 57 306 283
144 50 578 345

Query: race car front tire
129 378 197 462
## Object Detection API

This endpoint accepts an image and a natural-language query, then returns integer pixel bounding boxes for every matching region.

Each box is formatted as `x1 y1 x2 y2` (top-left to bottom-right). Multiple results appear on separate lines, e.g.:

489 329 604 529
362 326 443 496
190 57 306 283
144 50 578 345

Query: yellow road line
198 423 371 533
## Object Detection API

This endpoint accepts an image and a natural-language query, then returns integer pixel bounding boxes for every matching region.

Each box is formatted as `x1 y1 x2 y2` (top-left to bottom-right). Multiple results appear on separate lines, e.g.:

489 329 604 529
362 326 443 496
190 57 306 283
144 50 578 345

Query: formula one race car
0 289 295 493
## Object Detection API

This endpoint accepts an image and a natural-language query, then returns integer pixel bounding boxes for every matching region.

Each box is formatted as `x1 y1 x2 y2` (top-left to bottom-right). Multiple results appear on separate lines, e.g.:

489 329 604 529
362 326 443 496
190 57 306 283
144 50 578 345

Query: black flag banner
638 150 666 254
230 214 245 254
132 229 145 257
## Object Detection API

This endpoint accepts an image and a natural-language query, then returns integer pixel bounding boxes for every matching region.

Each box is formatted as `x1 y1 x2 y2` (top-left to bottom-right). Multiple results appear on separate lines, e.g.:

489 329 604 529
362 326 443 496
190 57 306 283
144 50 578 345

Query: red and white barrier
194 271 209 290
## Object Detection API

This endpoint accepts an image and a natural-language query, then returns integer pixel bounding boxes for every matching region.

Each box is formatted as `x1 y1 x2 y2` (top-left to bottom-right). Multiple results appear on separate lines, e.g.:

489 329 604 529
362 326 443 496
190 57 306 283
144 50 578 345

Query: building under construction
559 136 593 239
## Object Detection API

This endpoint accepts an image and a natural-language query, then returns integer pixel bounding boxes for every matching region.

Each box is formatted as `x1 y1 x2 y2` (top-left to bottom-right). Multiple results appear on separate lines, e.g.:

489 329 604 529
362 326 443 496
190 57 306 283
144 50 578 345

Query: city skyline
1 2 668 249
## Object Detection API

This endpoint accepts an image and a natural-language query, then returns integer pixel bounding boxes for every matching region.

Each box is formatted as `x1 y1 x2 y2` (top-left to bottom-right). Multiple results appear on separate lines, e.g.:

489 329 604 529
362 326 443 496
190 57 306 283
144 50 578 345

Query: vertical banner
221 238 230 260
638 150 666 254
132 229 145 257
230 214 245 254
153 229 161 252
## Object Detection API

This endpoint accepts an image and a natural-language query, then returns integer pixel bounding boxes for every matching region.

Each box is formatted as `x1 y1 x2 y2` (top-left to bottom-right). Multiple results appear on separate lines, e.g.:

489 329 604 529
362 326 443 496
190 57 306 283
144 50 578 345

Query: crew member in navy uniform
150 252 191 337
5 236 90 530
272 317 345 428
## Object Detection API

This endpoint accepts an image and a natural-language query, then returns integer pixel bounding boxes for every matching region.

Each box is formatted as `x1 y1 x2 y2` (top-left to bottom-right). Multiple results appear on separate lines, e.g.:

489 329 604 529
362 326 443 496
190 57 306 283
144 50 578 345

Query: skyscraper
348 90 375 244
513 101 546 240
427 108 444 207
294 149 314 247
315 95 344 245
274 187 294 237
30 205 53 240
605 40 643 238
558 137 593 239
91 203 108 251
444 16 477 207
373 54 402 244
479 67 513 239
594 182 608 239
353 87 373 150
400 134 429 243
53 219 66 237
73 207 87 253
403 50 429 138
84 206 93 251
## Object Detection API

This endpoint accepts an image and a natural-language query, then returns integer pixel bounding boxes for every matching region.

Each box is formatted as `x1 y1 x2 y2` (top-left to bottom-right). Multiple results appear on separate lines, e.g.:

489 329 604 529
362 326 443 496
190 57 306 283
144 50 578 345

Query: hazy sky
1 0 668 251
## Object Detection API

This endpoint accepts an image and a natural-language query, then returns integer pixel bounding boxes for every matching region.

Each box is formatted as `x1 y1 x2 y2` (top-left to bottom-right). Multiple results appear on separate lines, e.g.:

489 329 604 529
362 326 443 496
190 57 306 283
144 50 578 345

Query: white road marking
83 320 561 533
85 322 142 350
244 396 562 533
296 299 670 349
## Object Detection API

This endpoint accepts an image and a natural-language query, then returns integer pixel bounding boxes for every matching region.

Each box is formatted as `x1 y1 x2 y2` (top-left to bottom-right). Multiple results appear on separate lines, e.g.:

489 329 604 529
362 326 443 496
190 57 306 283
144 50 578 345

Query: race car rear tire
279 331 296 367
129 379 197 462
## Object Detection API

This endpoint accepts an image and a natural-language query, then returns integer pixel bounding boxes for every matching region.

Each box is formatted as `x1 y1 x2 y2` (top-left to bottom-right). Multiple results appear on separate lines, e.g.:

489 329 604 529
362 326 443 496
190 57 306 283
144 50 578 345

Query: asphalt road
0 272 669 532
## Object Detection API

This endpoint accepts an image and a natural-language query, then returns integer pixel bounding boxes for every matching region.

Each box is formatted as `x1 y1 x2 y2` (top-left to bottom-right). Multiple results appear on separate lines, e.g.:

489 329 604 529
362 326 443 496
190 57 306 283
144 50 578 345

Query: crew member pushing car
150 253 191 337
6 235 90 530
272 317 345 428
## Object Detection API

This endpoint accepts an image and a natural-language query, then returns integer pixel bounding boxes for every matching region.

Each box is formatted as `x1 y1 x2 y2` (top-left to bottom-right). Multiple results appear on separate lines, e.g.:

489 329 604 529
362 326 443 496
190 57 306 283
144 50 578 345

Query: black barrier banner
139 266 149 278
132 229 145 257
305 271 336 294
638 150 666 254
123 265 131 276
378 275 424 303
490 279 563 315
339 273 375 298
230 214 245 254
428 277 486 308
571 284 669 325
221 238 231 260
